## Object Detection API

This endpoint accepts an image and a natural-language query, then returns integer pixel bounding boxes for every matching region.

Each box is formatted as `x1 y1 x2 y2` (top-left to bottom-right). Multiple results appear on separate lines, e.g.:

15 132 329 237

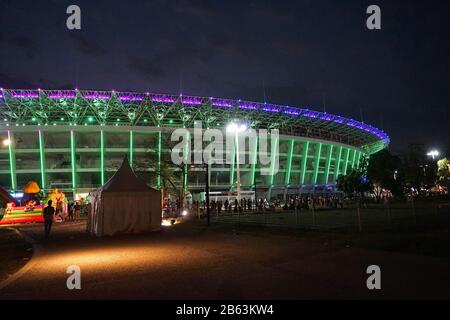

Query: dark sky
0 0 449 154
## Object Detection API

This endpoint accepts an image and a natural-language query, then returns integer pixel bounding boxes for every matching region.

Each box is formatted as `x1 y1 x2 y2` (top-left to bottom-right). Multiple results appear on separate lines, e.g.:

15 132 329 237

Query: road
0 221 449 299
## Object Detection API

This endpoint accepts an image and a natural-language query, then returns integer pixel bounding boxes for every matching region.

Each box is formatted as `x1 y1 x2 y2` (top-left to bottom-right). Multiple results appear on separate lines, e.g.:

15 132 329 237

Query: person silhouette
43 200 55 239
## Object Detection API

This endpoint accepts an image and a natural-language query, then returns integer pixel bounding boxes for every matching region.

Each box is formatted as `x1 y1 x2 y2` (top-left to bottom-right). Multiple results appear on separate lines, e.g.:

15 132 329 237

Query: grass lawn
193 203 450 258
0 227 34 282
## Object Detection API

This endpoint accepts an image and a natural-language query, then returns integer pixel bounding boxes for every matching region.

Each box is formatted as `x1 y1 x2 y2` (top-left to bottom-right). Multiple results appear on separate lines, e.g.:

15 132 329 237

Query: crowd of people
65 201 87 221
186 194 345 218
191 198 254 216
282 195 344 211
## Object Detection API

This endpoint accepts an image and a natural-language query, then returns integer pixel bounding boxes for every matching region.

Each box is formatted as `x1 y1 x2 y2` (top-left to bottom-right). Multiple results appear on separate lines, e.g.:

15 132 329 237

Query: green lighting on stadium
129 130 133 165
100 130 105 185
38 130 46 189
157 131 162 188
7 131 16 190
285 140 294 185
351 149 357 170
343 148 350 175
70 130 76 191
324 145 333 184
313 143 322 184
300 141 309 184
269 135 279 186
250 135 258 187
0 89 384 195
334 146 343 180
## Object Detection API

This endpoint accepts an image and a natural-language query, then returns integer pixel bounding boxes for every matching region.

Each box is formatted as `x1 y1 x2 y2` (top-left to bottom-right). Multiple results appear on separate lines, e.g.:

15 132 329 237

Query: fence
199 199 450 233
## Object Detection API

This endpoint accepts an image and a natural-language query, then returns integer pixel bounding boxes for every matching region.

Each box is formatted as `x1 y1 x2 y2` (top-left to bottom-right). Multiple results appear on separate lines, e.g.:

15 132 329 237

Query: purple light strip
119 95 144 102
320 114 334 121
302 111 320 118
262 106 281 113
152 96 177 103
181 98 202 105
48 93 77 99
83 94 110 100
239 103 258 110
212 101 233 108
284 109 301 116
11 93 39 98
334 117 345 124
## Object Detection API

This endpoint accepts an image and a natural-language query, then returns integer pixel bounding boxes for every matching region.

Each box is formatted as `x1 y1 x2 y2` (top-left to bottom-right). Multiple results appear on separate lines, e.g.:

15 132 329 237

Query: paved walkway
0 221 449 299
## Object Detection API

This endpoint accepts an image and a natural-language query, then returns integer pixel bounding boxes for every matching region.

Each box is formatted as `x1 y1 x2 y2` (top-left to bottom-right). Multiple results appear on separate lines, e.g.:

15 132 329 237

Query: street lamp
226 122 248 201
427 150 440 160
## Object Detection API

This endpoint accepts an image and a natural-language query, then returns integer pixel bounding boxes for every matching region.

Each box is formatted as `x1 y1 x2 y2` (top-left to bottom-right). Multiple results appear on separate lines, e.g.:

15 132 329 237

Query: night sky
0 0 449 154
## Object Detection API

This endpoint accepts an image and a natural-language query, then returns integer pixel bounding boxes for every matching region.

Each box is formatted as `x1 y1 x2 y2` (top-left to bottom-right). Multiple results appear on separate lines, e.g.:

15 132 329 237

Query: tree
336 155 371 199
131 132 190 206
366 149 403 201
402 144 437 194
437 157 450 187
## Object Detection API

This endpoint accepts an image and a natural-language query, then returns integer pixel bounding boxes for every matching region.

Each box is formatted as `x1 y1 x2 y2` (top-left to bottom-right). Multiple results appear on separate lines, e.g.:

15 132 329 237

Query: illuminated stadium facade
0 89 389 200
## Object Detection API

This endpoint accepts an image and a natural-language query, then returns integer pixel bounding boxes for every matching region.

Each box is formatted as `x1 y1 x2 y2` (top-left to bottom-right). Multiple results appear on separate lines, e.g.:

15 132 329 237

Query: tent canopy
101 156 158 193
87 156 161 236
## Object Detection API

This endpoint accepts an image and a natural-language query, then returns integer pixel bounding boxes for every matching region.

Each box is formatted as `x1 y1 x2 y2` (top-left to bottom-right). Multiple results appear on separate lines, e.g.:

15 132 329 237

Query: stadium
0 88 389 201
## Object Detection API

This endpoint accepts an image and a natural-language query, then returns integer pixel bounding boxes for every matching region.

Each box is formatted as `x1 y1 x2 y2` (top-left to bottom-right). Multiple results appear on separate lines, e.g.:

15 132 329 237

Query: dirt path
1 222 449 299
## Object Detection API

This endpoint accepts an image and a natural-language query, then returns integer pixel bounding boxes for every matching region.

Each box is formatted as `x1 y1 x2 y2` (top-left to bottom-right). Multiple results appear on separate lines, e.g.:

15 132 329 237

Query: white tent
87 157 161 236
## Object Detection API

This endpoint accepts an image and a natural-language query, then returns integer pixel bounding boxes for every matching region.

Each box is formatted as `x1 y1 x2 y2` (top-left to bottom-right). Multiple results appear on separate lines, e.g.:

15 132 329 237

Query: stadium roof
0 88 389 154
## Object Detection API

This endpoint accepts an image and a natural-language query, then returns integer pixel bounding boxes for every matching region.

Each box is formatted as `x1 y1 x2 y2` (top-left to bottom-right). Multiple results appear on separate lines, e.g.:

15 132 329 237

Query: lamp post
226 122 247 201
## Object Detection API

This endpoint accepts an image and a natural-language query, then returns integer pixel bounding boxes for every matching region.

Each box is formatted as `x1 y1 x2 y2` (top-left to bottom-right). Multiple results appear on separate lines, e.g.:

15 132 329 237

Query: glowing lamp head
2 139 11 147
238 124 247 132
226 123 238 133
427 150 439 157
227 122 247 133
182 210 188 216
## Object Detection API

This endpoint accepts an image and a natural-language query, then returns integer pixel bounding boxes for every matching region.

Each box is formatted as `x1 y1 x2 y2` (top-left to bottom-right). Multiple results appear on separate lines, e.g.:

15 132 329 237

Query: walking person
43 200 55 239
68 202 74 221
74 201 81 221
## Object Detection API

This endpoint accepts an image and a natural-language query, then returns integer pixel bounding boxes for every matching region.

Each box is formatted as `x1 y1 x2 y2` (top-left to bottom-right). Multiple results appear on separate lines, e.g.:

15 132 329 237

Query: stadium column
38 130 46 189
157 130 162 189
324 145 333 184
268 134 278 200
355 151 362 169
129 130 133 166
250 135 258 187
229 136 236 189
7 131 16 191
183 130 190 191
343 148 350 175
313 142 322 184
100 130 105 185
300 141 310 185
70 130 76 196
334 146 343 181
351 149 357 171
285 140 294 186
